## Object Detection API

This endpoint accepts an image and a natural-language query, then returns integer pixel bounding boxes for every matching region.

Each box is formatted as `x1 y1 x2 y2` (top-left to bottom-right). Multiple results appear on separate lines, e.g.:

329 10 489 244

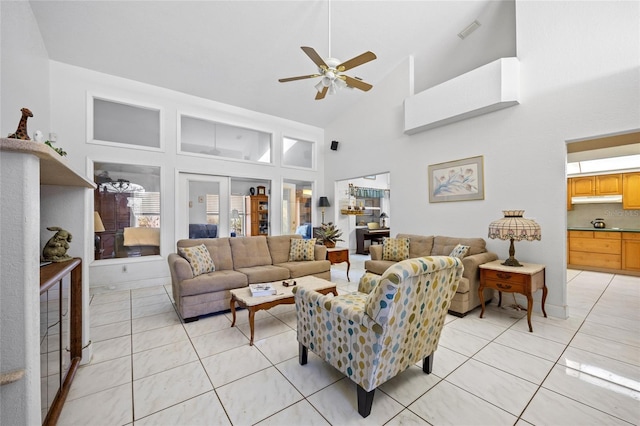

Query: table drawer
483 278 526 293
328 250 348 263
482 269 526 284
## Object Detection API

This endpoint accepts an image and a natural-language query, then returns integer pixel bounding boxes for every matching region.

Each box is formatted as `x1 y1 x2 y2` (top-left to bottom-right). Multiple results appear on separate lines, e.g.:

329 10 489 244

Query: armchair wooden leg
357 385 375 418
299 343 308 365
422 354 433 374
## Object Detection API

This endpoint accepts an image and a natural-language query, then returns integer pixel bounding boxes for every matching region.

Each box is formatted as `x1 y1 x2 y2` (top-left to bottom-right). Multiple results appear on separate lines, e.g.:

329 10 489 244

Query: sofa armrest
168 253 194 283
358 272 380 294
461 251 499 282
314 244 327 261
369 244 383 260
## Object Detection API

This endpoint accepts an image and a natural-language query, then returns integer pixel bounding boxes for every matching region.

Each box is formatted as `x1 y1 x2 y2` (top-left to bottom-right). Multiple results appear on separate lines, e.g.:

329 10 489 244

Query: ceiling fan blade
315 86 328 100
279 74 322 83
337 51 377 72
342 75 373 92
301 46 328 70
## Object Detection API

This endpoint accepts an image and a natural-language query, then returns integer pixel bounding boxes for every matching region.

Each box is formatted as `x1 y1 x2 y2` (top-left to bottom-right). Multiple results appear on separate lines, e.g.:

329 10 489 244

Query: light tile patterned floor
57 255 640 425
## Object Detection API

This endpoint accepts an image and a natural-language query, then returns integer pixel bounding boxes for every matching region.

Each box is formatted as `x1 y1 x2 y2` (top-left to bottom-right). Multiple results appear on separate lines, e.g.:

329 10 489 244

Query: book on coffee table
249 283 277 297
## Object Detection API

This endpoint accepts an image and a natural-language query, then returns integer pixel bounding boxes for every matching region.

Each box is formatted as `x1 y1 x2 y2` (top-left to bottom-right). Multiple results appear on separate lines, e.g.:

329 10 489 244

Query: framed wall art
428 155 484 203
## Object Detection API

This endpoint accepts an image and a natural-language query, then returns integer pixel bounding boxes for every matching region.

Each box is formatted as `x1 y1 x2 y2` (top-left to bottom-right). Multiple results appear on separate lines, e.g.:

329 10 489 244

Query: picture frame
428 155 484 203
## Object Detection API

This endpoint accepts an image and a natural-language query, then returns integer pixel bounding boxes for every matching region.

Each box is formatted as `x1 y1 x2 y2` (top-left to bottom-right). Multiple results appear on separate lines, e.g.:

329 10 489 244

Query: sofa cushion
230 236 272 268
235 265 290 284
178 244 216 276
432 236 487 256
180 269 248 297
289 238 317 261
364 259 397 275
123 227 160 247
396 234 434 258
276 260 330 278
267 234 300 264
178 238 234 271
449 244 470 259
382 237 410 261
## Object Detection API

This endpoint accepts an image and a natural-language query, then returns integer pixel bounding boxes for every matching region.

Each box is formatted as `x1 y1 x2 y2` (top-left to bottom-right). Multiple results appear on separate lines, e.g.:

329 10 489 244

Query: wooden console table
478 260 547 332
40 258 83 426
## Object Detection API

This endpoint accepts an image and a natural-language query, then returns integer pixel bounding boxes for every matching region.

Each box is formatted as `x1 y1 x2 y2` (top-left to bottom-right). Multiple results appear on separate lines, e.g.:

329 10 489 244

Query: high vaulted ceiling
29 0 516 128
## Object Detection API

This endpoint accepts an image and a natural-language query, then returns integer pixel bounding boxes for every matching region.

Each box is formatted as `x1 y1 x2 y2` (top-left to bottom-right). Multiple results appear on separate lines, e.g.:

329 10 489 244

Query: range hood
571 195 623 204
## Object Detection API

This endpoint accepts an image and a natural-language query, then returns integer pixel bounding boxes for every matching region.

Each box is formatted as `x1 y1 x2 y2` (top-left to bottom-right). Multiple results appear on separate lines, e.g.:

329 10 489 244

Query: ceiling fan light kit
279 47 377 100
278 0 376 100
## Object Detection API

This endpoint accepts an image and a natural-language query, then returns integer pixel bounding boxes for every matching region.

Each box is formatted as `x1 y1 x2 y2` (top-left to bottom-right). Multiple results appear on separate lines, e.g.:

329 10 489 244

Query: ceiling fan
279 47 377 100
278 0 376 100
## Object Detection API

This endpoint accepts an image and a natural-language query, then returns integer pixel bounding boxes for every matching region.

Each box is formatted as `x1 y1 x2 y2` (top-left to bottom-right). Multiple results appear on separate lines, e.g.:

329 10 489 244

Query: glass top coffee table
230 275 338 345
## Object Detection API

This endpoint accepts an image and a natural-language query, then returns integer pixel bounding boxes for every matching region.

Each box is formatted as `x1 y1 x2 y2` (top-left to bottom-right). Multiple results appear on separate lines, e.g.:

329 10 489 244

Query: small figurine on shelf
8 108 33 140
42 227 73 262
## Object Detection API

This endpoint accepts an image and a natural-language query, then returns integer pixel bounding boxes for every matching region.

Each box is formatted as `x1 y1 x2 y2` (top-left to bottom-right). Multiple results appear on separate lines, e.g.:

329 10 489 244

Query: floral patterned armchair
293 256 463 417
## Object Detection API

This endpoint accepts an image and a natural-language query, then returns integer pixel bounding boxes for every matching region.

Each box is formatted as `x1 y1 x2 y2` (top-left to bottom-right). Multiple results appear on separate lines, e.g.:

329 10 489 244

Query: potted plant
316 222 344 248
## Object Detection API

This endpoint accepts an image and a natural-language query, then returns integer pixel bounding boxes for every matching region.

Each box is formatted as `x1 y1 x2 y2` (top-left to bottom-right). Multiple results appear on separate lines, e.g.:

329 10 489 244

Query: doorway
282 179 313 237
176 173 230 240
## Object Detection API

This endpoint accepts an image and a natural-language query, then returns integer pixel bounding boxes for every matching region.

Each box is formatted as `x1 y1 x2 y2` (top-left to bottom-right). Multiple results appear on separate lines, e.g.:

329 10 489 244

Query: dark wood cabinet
95 190 131 258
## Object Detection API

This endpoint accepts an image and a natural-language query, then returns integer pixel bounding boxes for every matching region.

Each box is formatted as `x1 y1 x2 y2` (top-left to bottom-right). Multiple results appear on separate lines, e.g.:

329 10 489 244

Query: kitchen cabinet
568 230 621 269
622 233 640 271
567 180 573 211
596 174 622 195
569 174 622 197
623 172 640 209
571 176 595 196
250 195 269 236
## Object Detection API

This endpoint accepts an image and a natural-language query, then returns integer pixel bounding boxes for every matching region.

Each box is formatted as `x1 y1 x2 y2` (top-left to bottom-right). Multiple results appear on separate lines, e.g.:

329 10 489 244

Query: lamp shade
94 211 105 232
488 210 541 241
318 197 331 208
488 210 540 267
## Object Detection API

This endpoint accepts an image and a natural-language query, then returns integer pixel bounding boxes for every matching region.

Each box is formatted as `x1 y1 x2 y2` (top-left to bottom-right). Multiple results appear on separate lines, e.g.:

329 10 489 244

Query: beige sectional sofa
168 234 330 321
365 234 498 316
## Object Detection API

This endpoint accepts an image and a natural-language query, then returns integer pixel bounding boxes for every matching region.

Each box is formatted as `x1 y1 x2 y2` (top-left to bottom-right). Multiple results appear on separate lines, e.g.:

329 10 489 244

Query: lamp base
501 257 523 267
501 238 523 267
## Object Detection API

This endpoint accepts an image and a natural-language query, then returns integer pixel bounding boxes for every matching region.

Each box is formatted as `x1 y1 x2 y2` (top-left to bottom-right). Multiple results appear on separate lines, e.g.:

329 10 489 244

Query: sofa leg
183 316 199 323
357 385 375 418
299 343 308 365
423 354 433 374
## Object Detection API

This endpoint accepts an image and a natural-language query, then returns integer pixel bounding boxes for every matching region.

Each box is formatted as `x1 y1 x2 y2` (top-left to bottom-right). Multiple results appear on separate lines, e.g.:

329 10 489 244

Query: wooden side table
478 260 547 332
326 247 350 281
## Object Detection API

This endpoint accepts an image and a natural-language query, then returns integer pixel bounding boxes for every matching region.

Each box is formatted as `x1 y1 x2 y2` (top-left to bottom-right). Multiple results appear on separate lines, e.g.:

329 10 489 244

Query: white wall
1 0 50 136
48 62 325 291
324 0 640 319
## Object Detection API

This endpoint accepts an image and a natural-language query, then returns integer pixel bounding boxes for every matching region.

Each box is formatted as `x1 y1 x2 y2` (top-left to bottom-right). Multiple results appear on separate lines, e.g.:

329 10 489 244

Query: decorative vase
324 241 336 248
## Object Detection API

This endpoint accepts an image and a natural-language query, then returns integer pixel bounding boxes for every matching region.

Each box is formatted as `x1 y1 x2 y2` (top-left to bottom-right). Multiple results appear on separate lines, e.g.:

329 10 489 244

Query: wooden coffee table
230 275 338 345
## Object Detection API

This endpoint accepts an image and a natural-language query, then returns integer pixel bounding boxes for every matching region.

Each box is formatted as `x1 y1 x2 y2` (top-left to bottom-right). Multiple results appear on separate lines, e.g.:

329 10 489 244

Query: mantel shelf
1 138 95 188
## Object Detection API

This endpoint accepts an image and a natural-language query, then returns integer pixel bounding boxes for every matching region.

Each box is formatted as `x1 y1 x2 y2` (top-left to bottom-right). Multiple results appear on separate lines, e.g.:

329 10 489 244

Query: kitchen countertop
568 227 640 233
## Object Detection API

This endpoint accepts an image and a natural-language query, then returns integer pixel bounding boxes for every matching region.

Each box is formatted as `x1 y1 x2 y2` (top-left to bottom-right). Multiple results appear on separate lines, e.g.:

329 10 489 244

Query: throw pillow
382 237 410 261
289 238 317 261
449 244 470 259
178 244 215 276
